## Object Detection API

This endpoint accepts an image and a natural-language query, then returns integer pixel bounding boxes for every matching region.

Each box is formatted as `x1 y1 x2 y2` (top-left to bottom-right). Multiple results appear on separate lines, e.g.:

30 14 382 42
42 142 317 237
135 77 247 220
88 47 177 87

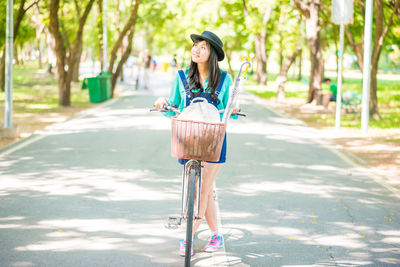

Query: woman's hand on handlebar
154 97 168 109
231 107 240 115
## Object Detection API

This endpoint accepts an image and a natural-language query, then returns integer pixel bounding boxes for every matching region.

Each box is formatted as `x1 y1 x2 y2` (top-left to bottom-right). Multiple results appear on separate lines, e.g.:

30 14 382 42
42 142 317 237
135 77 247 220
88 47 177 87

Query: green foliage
248 74 400 129
0 1 6 50
270 1 303 58
347 0 400 54
15 14 36 47
138 0 179 53
244 0 276 32
217 0 250 55
0 1 42 55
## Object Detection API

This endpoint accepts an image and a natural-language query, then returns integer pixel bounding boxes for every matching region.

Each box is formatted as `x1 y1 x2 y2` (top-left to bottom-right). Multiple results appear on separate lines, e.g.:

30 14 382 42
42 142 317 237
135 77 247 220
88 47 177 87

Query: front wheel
185 167 197 266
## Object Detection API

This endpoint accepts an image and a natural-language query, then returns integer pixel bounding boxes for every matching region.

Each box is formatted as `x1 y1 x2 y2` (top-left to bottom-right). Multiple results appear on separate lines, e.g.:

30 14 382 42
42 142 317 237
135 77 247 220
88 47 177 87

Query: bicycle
151 57 251 266
152 105 228 266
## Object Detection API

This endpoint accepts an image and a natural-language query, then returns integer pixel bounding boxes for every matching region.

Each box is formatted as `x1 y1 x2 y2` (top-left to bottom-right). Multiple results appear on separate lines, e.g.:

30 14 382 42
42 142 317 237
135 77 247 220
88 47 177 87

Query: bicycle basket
171 117 226 161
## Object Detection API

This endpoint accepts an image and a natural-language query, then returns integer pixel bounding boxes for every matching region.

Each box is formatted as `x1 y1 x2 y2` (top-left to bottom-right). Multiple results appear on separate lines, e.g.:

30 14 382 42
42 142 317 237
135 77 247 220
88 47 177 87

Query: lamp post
4 0 14 129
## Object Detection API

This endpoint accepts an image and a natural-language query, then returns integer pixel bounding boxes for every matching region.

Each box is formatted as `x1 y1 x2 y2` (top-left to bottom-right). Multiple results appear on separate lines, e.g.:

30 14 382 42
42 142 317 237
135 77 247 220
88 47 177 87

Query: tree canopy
1 0 399 116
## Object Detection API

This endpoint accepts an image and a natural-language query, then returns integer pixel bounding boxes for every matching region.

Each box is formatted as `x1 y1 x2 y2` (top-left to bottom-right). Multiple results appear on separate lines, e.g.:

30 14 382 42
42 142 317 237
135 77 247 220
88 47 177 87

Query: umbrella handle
239 56 251 79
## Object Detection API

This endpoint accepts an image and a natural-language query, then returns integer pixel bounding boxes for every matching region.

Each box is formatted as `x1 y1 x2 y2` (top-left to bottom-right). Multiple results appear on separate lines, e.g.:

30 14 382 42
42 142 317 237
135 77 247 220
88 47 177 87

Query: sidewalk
0 71 399 266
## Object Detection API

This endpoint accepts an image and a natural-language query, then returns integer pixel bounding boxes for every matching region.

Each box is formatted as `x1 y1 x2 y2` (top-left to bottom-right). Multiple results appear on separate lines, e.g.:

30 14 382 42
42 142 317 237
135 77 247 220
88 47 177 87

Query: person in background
170 54 180 80
143 49 152 89
322 78 337 110
152 58 157 71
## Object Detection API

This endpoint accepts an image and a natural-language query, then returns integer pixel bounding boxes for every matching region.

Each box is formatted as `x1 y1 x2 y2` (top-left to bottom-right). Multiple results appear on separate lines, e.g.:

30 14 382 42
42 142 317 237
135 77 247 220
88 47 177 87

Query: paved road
0 71 399 266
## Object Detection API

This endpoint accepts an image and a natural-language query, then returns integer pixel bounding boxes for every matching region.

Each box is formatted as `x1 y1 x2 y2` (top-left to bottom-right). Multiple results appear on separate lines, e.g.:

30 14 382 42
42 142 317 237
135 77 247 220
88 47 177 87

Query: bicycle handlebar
150 105 181 114
150 105 246 117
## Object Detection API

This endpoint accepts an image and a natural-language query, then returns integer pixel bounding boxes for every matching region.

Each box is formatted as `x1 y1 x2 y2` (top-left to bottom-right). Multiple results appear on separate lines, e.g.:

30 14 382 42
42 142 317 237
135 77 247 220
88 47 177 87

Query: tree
345 0 400 118
1 0 39 91
31 3 46 68
293 0 324 103
107 0 140 95
242 0 274 85
273 2 303 100
48 0 95 106
217 0 250 77
276 46 302 101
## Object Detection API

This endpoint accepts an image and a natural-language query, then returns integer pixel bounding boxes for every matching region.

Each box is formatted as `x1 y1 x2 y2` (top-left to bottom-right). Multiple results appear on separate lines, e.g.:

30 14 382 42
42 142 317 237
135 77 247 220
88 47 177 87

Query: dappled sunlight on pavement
0 168 179 201
0 77 399 266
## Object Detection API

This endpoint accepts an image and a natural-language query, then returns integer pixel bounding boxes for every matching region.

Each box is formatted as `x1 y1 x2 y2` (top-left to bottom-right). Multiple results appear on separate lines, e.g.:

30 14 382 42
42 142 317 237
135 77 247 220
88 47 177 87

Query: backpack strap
215 71 227 97
178 69 190 93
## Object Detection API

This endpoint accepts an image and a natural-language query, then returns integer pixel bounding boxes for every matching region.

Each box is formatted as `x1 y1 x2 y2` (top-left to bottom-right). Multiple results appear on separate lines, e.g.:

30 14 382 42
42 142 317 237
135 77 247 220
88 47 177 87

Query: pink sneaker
204 234 223 252
179 239 194 256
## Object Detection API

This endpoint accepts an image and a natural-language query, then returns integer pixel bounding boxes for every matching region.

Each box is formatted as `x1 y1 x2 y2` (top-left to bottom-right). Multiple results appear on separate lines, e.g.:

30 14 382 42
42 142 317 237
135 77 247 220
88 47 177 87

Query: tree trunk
279 34 283 72
243 1 270 85
334 25 339 75
37 38 42 68
49 0 95 106
109 0 140 92
254 34 267 84
58 74 71 106
297 48 302 80
369 62 379 119
307 33 323 103
72 41 83 82
307 1 323 103
294 0 323 103
369 0 399 117
0 49 5 92
120 47 124 81
49 0 69 105
276 46 302 101
345 26 363 70
14 46 20 65
111 29 135 94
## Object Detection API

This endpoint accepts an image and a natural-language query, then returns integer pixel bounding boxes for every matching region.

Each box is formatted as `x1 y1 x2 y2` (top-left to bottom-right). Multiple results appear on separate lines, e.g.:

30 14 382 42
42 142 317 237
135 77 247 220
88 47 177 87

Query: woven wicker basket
171 117 226 161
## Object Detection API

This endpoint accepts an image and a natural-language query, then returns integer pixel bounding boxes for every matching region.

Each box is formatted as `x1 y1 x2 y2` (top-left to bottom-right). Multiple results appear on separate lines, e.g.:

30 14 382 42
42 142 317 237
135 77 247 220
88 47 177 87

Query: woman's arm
163 73 182 117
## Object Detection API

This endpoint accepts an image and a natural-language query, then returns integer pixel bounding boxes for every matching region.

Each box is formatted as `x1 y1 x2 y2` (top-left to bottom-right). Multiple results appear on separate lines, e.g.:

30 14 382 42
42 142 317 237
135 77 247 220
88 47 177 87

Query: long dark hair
187 41 221 103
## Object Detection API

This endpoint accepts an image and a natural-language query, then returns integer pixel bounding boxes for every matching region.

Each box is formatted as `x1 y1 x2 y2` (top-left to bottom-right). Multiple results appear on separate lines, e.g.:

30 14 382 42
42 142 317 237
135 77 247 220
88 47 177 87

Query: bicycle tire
185 167 197 266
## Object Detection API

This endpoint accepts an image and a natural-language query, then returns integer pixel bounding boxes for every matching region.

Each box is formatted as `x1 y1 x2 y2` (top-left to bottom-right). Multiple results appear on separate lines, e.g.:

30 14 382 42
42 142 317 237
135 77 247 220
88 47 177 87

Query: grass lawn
0 63 94 145
247 72 400 130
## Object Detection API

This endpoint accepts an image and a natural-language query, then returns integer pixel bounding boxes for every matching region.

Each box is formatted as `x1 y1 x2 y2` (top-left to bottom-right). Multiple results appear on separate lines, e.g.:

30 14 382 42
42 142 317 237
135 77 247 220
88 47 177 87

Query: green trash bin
82 72 112 103
82 77 102 103
98 71 112 100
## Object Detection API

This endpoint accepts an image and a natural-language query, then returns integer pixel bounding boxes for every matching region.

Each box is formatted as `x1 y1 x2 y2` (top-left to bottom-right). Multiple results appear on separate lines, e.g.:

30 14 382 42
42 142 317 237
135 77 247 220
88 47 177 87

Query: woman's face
191 40 210 64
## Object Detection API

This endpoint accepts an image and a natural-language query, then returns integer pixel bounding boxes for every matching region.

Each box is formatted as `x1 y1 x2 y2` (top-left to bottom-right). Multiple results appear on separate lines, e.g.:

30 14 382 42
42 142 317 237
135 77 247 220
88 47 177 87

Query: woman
154 31 239 256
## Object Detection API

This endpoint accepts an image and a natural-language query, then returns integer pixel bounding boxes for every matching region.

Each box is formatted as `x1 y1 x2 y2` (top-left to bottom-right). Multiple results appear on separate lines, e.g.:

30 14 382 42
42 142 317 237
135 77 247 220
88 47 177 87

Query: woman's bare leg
204 191 218 232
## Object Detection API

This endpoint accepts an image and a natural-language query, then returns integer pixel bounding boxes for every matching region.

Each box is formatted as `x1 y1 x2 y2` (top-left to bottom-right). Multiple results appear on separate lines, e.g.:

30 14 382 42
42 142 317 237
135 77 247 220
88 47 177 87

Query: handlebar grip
150 106 180 114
